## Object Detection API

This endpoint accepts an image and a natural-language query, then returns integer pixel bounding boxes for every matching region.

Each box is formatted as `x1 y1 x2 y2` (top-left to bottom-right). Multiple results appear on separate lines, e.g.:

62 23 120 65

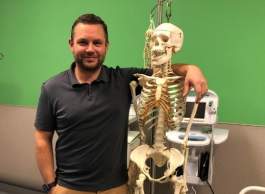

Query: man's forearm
171 63 208 101
35 132 56 183
172 64 194 76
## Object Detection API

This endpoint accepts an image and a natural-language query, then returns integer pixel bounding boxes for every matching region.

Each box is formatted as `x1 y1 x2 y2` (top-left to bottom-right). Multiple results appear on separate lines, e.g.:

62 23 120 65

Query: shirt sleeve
122 67 153 83
34 84 56 131
119 67 153 95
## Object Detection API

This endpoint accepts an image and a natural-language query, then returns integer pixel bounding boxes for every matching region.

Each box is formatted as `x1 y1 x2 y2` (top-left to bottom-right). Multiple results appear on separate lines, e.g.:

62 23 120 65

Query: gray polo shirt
35 63 150 192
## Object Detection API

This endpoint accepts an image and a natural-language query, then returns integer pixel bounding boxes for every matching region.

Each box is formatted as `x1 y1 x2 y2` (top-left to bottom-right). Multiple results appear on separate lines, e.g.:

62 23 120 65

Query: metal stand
157 0 164 25
150 1 172 193
150 3 164 194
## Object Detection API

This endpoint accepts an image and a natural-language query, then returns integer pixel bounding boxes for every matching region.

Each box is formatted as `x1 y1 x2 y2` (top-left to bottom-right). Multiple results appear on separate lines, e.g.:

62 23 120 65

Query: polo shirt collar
69 63 109 87
96 65 109 83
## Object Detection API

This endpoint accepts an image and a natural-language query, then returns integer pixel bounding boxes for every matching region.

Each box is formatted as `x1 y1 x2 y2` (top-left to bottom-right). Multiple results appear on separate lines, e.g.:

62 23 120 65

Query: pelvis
130 144 184 183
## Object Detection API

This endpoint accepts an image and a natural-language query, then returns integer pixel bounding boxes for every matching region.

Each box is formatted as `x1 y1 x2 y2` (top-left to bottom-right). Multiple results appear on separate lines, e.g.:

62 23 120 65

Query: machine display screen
184 102 206 119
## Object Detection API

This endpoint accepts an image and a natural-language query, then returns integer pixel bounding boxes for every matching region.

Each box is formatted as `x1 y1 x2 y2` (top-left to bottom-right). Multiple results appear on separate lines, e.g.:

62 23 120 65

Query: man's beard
75 53 105 73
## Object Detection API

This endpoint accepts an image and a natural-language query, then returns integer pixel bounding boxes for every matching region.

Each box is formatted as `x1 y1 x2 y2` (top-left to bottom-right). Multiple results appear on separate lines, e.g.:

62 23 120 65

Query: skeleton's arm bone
130 81 138 111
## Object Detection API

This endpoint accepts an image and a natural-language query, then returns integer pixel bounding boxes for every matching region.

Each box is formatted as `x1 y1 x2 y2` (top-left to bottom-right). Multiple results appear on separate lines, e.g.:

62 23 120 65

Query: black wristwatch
42 180 57 193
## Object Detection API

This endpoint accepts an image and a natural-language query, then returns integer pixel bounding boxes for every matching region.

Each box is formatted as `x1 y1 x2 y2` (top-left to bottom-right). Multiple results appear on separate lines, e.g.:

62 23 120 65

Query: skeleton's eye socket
151 36 157 42
159 34 169 42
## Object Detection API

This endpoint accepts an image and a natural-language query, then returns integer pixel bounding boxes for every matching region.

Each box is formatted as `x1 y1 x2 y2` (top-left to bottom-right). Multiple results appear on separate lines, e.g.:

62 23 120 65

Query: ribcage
137 80 158 133
167 77 186 129
136 76 186 134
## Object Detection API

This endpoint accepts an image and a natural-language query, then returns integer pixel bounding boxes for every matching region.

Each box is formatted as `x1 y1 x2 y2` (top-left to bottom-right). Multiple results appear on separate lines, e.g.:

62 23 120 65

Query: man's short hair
71 13 109 43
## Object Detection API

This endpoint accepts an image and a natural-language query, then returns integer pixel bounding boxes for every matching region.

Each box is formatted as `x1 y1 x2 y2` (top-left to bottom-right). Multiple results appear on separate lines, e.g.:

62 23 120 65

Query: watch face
42 184 50 192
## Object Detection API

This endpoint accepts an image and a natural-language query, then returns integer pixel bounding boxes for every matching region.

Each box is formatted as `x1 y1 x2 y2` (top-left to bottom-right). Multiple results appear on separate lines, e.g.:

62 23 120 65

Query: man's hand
49 186 57 194
183 65 208 102
172 64 208 102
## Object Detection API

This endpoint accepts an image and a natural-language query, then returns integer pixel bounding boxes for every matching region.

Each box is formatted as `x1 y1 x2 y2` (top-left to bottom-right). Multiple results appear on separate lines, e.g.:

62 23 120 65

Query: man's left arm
172 64 208 102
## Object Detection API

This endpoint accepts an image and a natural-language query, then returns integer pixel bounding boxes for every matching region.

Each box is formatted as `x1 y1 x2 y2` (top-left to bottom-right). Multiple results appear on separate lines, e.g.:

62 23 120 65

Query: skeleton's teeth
152 50 166 57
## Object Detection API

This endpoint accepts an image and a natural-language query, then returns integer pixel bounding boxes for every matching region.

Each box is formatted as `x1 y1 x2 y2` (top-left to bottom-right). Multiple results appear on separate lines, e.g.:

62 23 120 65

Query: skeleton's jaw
151 56 170 67
151 47 173 68
172 45 181 53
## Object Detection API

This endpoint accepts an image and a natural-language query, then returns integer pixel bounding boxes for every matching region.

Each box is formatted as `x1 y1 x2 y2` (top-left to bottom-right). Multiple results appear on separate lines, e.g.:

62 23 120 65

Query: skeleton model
128 23 198 194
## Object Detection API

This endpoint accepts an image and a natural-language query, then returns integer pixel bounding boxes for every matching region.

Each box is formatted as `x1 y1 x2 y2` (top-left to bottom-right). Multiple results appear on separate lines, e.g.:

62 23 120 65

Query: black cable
150 0 171 22
206 180 215 194
165 0 172 22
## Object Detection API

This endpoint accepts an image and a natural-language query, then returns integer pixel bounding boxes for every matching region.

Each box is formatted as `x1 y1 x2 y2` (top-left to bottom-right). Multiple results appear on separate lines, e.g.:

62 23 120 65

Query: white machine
182 89 218 125
166 90 229 186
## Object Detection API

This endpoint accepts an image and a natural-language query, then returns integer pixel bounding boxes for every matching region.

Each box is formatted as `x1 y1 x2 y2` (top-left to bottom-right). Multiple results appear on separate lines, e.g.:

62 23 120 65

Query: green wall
0 0 264 125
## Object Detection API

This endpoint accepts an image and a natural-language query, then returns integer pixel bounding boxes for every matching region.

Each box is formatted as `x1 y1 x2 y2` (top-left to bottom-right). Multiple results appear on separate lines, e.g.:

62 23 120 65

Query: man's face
69 23 108 72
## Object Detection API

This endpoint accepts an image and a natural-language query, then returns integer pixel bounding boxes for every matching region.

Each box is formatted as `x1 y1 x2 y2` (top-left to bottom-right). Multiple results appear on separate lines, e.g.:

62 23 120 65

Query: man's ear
105 42 109 51
69 39 74 51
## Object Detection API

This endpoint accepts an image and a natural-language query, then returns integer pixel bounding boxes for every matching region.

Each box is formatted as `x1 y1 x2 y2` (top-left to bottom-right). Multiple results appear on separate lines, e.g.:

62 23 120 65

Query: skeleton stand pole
157 0 164 25
150 2 164 194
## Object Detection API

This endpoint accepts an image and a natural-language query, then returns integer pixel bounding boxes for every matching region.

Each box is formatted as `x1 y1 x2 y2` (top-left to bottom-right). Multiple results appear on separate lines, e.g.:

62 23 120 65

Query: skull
150 23 184 67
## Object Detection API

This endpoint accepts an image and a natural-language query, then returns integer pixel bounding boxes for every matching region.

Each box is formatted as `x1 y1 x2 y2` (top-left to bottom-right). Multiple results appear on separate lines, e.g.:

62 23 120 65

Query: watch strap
42 180 57 192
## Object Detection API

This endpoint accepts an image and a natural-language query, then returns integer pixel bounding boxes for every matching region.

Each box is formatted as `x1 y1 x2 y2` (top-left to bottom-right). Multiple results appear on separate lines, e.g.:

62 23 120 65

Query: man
34 13 207 194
